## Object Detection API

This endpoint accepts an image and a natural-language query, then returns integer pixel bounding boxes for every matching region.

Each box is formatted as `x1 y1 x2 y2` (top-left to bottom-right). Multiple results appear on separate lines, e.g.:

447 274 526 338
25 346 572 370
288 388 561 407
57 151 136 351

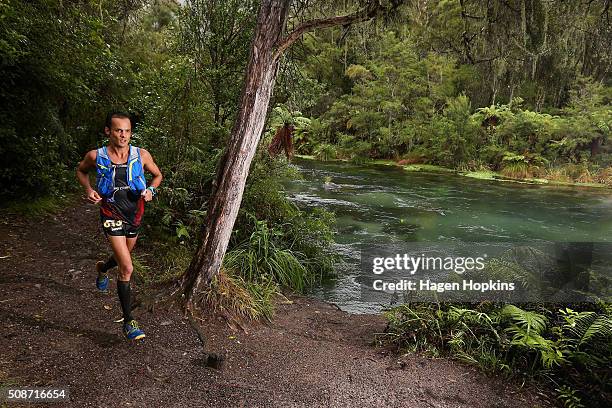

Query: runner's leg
98 256 117 275
99 235 137 275
108 235 134 322
126 236 138 253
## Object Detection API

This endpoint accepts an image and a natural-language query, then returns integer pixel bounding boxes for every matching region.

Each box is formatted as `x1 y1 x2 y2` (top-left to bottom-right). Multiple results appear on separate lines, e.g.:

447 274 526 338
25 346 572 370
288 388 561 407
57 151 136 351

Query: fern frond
580 315 612 345
501 305 547 334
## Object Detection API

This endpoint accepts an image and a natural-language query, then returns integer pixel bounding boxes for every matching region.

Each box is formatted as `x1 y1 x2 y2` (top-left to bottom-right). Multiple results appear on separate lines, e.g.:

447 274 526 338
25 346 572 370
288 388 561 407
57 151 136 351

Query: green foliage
178 0 257 127
234 154 336 288
285 4 611 184
269 105 311 130
556 385 585 408
313 143 338 161
0 0 128 198
224 153 334 292
224 214 328 293
384 303 612 406
424 95 481 167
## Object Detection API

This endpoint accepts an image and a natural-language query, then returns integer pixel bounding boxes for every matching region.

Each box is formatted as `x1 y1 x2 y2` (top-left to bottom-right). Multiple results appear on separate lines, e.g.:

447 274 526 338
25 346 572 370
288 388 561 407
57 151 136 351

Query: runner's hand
87 189 102 204
142 189 153 202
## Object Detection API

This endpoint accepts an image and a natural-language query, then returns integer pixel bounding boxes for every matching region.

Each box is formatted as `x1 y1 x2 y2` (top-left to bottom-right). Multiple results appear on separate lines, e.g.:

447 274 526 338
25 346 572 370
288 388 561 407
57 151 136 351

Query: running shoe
95 261 109 292
123 319 146 340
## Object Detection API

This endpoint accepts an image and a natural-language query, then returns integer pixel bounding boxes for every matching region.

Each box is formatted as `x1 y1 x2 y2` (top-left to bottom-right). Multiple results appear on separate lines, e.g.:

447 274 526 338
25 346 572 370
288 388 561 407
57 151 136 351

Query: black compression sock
117 280 133 322
100 256 117 273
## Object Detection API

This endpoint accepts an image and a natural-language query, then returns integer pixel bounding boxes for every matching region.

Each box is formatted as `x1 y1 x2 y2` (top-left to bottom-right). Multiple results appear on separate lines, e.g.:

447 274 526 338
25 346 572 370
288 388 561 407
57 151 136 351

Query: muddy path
0 201 551 407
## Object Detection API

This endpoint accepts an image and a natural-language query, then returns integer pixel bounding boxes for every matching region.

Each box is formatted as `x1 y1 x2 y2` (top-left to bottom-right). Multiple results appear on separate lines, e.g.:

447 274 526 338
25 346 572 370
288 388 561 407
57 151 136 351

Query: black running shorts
100 217 141 238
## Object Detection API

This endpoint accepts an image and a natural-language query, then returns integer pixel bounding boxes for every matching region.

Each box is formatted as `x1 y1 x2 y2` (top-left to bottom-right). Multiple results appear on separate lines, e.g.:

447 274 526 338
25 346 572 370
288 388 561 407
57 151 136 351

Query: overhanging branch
273 1 402 62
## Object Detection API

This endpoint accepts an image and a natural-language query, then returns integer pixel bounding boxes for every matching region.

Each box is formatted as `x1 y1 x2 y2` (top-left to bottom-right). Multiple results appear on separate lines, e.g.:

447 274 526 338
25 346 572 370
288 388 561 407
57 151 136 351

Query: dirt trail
0 201 551 407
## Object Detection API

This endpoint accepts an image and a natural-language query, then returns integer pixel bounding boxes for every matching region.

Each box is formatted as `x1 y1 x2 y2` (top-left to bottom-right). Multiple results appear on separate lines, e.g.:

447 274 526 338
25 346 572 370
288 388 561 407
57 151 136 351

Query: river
285 158 612 313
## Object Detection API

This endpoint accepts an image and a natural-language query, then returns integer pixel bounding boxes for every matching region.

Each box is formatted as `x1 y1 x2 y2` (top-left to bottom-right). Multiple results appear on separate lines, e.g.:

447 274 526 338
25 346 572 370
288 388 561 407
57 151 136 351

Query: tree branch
273 1 401 62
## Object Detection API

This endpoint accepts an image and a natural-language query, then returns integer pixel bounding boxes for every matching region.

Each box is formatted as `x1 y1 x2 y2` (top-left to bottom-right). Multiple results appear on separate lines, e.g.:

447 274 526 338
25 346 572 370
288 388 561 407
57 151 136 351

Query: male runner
76 111 162 340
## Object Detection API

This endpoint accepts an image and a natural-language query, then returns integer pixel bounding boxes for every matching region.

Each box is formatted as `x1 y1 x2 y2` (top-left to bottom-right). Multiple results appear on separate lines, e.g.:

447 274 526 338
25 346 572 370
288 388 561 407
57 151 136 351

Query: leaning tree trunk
178 0 400 310
179 0 291 306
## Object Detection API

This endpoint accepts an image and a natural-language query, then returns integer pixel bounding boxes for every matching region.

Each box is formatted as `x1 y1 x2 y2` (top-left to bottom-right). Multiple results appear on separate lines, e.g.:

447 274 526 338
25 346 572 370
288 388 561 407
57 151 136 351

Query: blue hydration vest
96 145 147 198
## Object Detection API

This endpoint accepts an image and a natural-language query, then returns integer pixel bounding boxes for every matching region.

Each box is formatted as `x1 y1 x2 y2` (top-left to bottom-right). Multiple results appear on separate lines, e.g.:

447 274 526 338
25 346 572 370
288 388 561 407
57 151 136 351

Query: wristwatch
147 186 156 196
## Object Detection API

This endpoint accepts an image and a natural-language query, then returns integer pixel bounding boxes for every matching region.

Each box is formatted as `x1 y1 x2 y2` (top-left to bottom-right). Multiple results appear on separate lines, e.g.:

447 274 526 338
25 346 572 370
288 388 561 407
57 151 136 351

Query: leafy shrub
313 143 338 161
479 145 507 169
383 303 612 407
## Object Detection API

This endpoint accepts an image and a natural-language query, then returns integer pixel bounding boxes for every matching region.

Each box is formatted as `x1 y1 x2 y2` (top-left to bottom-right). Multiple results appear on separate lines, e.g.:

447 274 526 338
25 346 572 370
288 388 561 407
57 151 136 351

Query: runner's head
105 111 132 149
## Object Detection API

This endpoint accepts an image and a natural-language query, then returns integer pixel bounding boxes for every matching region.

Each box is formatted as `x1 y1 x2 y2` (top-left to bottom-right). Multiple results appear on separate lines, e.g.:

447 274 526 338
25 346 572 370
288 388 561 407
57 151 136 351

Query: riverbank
296 155 611 189
0 200 553 407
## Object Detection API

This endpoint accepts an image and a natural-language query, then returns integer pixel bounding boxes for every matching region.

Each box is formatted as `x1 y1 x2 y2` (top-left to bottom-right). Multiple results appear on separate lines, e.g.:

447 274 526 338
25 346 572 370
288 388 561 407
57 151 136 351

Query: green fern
561 308 612 346
501 305 547 334
555 385 585 408
383 303 610 406
582 315 612 344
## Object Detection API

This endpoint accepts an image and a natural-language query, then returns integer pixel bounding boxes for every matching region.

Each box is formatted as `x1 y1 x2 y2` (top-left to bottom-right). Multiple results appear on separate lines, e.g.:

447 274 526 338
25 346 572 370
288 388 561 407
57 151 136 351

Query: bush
313 143 338 161
224 216 312 292
383 303 612 407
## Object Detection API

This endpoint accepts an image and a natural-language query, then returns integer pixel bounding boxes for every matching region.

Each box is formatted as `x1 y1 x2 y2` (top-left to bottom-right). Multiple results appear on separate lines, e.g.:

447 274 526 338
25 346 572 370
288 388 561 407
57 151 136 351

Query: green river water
285 158 612 313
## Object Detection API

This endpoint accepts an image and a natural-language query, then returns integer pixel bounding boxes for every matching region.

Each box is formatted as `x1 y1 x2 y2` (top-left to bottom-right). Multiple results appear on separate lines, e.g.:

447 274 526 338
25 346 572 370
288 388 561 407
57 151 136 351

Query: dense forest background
285 1 611 184
0 1 610 406
1 0 610 203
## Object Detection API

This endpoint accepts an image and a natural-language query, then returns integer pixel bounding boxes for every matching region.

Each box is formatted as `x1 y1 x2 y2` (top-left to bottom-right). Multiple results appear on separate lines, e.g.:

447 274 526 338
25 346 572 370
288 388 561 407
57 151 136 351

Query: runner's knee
118 262 133 280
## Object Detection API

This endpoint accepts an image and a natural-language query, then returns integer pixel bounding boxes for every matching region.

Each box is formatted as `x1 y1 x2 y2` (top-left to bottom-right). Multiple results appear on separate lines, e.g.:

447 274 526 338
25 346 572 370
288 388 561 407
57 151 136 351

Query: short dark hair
105 111 132 129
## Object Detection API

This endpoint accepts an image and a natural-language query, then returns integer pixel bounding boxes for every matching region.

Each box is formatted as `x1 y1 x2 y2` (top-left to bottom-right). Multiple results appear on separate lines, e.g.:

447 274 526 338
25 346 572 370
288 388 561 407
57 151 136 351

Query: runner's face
106 117 131 148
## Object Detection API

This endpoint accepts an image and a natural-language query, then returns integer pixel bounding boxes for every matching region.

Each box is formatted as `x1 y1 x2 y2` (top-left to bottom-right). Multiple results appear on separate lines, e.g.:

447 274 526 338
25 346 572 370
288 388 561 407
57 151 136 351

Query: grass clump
224 216 322 293
500 162 533 179
203 268 279 321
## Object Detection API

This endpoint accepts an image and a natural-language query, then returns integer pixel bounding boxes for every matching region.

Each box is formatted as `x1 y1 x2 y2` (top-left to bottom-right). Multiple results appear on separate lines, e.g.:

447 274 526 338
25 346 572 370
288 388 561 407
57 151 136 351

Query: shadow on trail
0 308 122 348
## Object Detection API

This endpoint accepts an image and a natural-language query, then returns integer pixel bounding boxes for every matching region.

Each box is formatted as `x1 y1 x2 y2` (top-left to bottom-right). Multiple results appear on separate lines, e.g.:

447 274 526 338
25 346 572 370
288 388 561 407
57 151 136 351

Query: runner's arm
140 149 162 202
76 150 102 203
140 149 162 188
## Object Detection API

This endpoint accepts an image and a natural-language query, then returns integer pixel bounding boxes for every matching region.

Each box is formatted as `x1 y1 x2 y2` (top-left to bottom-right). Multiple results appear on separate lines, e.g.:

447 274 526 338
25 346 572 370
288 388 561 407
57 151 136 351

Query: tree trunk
178 0 400 311
179 0 290 306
